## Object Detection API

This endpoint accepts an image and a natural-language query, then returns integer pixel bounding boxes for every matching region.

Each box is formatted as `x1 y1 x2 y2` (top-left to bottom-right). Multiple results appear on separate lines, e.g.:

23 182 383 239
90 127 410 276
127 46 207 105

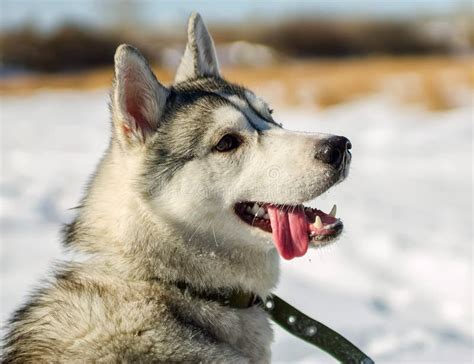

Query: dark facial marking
243 95 281 129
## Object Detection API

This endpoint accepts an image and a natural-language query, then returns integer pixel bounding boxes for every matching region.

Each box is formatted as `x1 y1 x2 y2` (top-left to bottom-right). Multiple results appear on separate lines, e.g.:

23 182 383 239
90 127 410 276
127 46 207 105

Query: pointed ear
112 44 169 146
174 12 220 84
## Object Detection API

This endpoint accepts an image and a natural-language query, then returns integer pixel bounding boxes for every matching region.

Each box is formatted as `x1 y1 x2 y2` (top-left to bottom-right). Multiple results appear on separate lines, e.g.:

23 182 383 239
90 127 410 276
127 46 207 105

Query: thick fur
2 13 350 363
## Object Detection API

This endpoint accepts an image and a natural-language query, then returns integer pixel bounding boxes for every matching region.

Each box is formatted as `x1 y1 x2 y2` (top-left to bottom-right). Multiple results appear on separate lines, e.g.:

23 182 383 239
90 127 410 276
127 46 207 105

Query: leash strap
263 294 374 364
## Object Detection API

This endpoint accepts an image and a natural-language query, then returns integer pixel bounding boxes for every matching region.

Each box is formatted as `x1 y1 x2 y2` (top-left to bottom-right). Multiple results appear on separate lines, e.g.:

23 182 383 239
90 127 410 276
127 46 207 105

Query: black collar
175 281 260 309
169 280 374 363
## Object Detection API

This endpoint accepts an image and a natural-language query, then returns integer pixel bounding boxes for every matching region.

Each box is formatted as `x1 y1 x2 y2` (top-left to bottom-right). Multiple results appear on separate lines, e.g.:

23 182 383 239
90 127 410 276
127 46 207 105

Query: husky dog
2 12 351 363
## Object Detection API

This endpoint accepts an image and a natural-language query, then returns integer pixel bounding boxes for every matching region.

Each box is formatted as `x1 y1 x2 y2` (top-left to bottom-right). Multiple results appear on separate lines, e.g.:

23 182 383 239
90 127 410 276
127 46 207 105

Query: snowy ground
1 89 472 363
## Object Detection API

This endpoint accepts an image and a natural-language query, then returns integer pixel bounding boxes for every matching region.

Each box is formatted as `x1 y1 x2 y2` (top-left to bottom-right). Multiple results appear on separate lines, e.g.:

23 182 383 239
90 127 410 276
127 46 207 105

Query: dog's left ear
174 12 220 84
112 44 169 146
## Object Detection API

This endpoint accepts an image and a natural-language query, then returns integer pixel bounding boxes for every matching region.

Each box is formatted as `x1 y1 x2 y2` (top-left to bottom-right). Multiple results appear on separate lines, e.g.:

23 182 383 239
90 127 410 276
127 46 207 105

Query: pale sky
0 0 471 31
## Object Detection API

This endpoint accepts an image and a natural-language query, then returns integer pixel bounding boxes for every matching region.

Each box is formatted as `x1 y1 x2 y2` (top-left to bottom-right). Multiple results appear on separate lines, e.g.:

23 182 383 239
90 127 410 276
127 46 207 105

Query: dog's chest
173 298 274 361
227 305 273 360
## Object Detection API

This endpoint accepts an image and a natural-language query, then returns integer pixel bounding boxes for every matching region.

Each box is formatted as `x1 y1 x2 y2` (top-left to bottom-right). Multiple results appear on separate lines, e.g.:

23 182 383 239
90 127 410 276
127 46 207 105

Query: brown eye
215 134 241 152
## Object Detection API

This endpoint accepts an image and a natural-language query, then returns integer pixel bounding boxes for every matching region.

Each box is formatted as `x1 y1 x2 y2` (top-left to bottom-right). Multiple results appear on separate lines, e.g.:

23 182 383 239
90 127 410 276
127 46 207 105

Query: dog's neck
66 143 279 298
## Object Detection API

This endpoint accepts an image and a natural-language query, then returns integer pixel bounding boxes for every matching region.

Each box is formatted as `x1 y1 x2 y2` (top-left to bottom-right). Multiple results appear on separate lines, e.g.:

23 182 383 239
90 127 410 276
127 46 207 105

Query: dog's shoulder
2 262 176 362
2 262 258 362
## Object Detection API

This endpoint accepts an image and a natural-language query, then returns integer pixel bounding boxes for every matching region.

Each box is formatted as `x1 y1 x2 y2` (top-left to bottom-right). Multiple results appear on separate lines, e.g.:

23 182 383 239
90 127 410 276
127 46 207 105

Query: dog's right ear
111 44 169 146
174 12 220 84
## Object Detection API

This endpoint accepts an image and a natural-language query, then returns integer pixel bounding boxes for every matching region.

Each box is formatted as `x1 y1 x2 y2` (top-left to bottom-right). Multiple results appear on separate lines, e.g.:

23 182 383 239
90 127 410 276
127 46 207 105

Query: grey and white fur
2 12 351 363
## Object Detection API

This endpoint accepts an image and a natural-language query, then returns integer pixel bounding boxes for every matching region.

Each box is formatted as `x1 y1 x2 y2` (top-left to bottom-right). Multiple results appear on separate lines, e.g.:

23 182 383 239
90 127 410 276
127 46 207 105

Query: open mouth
234 201 343 260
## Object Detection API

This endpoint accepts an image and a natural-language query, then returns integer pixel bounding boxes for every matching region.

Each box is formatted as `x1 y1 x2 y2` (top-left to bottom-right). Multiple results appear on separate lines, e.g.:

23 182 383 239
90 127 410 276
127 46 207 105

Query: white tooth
256 207 265 217
263 213 270 219
329 204 337 217
251 204 260 215
314 216 323 229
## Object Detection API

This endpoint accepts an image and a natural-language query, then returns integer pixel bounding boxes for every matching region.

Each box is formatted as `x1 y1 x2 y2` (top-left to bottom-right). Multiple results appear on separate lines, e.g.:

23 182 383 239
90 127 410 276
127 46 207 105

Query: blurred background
0 1 472 362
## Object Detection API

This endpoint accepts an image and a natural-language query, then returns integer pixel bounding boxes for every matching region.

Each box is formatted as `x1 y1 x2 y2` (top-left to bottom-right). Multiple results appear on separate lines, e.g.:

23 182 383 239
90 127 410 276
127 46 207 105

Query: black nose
314 136 351 168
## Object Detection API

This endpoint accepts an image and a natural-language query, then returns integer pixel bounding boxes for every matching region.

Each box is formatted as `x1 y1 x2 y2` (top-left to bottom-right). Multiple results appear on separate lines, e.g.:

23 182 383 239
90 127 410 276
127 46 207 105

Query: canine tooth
314 216 323 229
329 204 337 217
263 213 269 219
251 204 260 215
255 207 265 217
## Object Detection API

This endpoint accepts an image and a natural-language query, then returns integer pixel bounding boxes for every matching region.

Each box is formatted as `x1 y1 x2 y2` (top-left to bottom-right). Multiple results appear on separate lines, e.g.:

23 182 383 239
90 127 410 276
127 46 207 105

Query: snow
1 89 472 362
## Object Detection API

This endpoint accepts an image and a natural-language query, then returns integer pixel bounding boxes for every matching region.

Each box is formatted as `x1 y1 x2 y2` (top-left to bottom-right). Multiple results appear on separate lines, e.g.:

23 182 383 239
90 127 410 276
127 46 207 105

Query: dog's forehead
172 77 277 132
173 77 246 96
212 93 272 132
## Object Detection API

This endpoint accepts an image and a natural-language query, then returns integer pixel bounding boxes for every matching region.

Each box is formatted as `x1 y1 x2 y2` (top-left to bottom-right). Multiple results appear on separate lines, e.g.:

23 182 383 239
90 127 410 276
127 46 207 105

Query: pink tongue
267 206 309 260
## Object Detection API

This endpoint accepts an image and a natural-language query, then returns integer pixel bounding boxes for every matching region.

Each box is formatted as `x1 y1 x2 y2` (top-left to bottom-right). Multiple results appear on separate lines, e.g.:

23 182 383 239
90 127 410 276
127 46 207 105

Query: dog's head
110 13 351 261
